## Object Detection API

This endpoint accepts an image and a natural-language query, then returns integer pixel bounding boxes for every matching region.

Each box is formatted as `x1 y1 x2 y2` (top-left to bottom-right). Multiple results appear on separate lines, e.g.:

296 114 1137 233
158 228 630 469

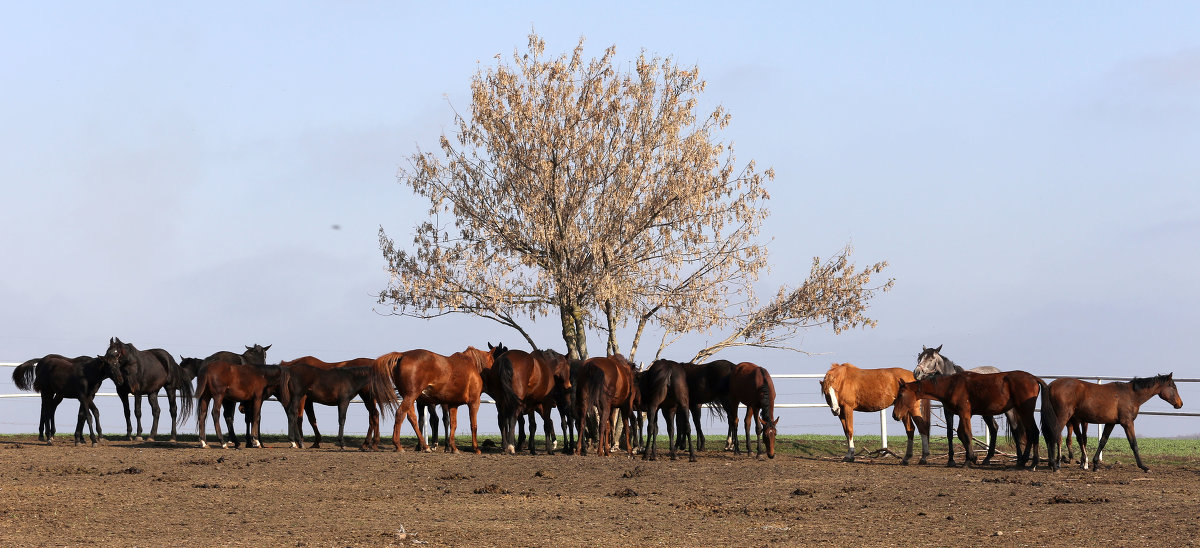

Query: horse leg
89 400 103 441
542 407 556 455
839 412 855 462
743 408 753 456
944 407 956 466
166 387 179 441
690 403 704 452
753 409 765 457
364 396 380 451
119 390 134 440
305 399 322 448
132 393 146 441
981 415 999 465
75 399 89 446
957 413 975 466
221 400 239 448
1090 423 1117 471
1121 421 1149 472
211 395 228 449
665 407 679 461
336 400 349 450
901 416 916 465
146 389 163 442
1073 421 1090 470
39 394 54 443
250 397 265 448
197 396 210 448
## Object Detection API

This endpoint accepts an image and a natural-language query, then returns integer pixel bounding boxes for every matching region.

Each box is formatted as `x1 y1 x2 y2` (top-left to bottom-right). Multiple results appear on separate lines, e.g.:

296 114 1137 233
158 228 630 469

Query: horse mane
1130 374 1171 391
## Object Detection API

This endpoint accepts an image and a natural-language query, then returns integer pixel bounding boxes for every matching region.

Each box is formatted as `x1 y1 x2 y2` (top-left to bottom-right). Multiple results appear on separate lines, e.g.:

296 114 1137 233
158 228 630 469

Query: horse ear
922 345 928 351
488 342 494 350
772 417 780 427
934 344 942 353
263 344 271 351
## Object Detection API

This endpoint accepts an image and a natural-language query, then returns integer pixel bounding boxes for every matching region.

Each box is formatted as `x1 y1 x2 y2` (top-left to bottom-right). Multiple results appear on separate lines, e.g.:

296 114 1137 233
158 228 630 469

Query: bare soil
0 435 1196 547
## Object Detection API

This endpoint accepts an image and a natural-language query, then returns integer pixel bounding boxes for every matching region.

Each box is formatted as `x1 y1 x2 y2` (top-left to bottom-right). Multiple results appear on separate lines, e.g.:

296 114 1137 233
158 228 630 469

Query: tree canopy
379 32 891 362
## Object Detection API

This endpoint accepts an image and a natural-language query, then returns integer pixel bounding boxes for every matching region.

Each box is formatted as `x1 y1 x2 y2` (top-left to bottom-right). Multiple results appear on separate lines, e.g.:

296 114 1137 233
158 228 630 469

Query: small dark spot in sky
331 224 341 230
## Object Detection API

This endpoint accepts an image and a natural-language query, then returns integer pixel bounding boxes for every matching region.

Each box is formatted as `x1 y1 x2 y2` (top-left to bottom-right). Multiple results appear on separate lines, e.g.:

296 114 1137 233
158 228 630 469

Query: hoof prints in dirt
473 484 509 494
610 487 638 498
620 466 646 478
1048 494 1110 504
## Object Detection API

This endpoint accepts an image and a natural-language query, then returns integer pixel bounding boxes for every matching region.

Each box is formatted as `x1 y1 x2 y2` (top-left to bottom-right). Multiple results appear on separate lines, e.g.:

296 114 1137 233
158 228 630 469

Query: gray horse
913 345 1026 464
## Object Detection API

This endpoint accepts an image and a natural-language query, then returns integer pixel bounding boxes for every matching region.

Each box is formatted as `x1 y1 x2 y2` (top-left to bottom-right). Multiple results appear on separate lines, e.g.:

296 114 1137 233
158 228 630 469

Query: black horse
672 359 735 451
640 359 696 462
12 354 124 446
103 337 195 442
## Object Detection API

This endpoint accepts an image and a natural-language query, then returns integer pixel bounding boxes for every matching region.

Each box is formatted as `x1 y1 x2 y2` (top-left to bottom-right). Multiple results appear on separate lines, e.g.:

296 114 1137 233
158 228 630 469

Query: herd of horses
821 345 1184 472
10 339 1183 472
10 339 780 462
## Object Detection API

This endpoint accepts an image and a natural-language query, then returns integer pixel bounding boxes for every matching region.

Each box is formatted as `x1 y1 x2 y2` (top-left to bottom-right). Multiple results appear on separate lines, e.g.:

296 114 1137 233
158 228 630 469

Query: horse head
892 380 919 422
103 337 128 368
1160 373 1184 409
913 344 947 380
99 355 125 386
763 416 779 459
244 344 271 365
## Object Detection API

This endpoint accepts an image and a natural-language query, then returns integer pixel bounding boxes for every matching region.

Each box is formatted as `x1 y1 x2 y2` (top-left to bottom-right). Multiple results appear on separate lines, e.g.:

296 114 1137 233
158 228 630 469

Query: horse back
831 365 914 412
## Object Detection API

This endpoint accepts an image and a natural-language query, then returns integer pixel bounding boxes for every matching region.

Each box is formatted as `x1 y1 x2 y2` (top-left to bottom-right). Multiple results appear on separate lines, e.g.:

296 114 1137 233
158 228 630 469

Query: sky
1 3 1197 438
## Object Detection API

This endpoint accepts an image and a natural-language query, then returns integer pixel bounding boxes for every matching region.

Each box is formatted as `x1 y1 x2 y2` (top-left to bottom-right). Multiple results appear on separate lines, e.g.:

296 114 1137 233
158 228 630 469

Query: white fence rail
2 364 1197 448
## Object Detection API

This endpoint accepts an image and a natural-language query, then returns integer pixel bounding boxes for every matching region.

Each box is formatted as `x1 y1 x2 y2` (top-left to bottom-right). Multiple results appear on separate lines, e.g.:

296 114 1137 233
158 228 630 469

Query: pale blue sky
2 3 1197 436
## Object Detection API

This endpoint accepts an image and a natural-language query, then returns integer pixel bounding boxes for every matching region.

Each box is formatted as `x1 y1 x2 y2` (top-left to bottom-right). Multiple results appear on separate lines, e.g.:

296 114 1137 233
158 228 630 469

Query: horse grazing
894 370 1051 469
913 345 1026 461
820 362 931 464
103 337 195 442
379 343 505 453
495 348 573 455
639 359 695 462
12 355 124 445
726 362 779 458
280 355 394 448
195 361 289 449
283 363 397 450
574 355 638 457
1044 374 1182 472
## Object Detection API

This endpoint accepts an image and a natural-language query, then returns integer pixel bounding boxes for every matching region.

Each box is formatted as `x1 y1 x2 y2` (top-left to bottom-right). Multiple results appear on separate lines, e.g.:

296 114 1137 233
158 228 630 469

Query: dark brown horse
574 354 638 457
726 362 779 458
640 359 695 462
894 370 1051 469
12 354 124 445
103 337 194 442
279 355 393 448
195 361 289 449
1044 374 1182 472
495 348 572 455
378 343 506 453
180 344 272 446
282 363 398 450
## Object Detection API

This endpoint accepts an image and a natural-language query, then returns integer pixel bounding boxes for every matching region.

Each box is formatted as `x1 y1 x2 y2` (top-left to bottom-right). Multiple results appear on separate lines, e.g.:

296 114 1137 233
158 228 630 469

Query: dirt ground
0 434 1196 547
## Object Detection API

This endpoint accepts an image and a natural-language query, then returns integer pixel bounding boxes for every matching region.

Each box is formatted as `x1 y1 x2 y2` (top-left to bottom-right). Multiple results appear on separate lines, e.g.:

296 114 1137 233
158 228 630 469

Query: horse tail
275 365 292 410
375 351 405 380
579 363 610 436
194 366 211 405
496 353 519 416
369 365 399 417
1037 377 1058 463
12 358 40 392
162 353 194 426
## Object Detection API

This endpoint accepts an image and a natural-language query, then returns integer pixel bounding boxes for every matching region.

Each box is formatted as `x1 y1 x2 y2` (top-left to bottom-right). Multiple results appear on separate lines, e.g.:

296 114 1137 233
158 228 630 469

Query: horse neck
939 356 964 375
1129 379 1167 406
916 375 955 400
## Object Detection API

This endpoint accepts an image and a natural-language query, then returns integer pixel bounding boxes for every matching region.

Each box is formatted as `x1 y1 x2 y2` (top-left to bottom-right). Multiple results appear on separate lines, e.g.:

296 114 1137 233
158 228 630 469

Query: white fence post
879 410 887 450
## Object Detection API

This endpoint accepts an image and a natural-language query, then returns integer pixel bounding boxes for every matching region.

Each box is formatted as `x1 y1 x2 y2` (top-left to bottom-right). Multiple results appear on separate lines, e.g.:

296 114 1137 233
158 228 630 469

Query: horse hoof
900 459 910 466
917 458 928 465
842 456 854 463
311 443 321 449
135 436 143 442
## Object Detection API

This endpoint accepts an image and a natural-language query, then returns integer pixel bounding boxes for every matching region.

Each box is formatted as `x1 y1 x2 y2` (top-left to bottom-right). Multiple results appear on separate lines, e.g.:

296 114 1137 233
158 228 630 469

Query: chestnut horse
574 354 637 457
726 362 779 458
894 370 1051 469
494 348 572 455
821 362 931 464
1044 374 1182 472
195 361 290 449
378 343 506 453
282 363 397 450
280 355 393 448
640 359 695 462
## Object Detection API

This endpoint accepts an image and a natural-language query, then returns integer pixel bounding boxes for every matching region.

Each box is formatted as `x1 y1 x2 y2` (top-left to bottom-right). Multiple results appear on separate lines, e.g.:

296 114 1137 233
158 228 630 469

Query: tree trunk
560 303 589 361
604 299 620 357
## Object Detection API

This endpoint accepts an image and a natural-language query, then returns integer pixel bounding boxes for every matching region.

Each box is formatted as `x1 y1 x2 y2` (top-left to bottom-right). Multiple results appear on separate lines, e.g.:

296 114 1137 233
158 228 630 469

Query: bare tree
379 32 890 361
